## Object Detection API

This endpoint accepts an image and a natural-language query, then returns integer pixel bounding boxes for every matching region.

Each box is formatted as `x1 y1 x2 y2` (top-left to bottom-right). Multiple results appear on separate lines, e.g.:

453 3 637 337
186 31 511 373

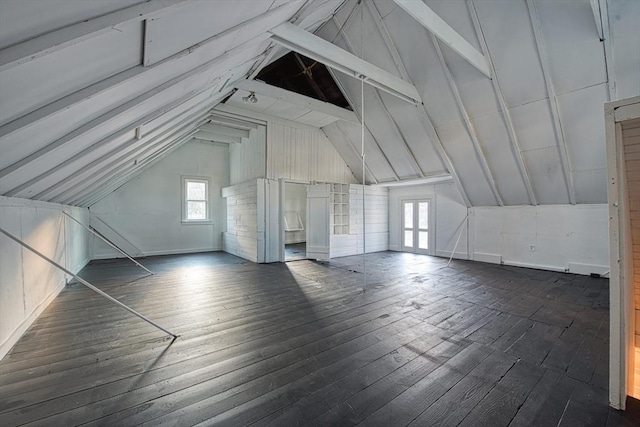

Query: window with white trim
182 177 211 223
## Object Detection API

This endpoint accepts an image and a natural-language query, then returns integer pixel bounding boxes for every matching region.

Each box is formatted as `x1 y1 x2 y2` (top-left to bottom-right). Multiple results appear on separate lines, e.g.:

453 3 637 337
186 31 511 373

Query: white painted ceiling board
322 122 365 183
378 91 446 174
0 21 143 126
573 168 607 204
472 0 547 107
295 110 338 128
434 120 496 206
380 7 461 128
510 98 558 152
470 112 531 206
0 0 141 49
556 82 608 171
226 91 279 113
335 120 397 183
534 0 607 96
143 0 274 65
262 100 312 122
522 147 569 205
609 0 640 99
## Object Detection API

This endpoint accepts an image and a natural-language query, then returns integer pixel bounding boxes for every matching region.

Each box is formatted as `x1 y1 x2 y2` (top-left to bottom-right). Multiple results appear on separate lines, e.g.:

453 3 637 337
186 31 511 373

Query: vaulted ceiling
0 0 638 208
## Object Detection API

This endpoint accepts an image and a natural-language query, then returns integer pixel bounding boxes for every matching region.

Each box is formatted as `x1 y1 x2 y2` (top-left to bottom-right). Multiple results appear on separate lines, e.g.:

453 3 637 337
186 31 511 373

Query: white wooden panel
378 91 446 174
471 112 531 206
143 0 273 65
534 0 607 96
510 98 557 151
321 122 365 184
230 125 267 185
610 0 640 99
295 110 338 128
0 0 140 49
222 180 259 262
267 120 357 184
0 21 143 126
306 183 330 260
373 9 459 128
557 82 608 171
0 196 90 360
522 147 570 205
433 121 496 207
472 0 547 107
574 168 607 204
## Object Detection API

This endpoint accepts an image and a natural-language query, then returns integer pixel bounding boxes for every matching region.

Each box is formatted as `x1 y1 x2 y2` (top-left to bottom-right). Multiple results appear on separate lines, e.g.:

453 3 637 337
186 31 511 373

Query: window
182 177 211 223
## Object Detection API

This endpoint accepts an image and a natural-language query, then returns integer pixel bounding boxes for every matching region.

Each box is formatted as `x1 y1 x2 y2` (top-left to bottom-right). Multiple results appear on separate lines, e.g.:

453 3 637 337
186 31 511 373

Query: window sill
181 220 213 225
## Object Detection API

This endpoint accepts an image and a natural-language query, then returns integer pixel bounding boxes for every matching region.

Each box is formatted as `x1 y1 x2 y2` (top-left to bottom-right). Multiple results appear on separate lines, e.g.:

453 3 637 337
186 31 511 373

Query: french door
402 200 430 254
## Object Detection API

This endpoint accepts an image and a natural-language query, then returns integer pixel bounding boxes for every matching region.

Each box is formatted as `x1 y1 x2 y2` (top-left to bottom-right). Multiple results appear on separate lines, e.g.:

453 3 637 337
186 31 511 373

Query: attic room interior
0 0 639 425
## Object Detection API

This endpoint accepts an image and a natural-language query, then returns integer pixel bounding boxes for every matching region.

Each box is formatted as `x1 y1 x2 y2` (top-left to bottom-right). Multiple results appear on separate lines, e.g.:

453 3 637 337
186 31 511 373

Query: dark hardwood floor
285 242 306 261
0 251 637 426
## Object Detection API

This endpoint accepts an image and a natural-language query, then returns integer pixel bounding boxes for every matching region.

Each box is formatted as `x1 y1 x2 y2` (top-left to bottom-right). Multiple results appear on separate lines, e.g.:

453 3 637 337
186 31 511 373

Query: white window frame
401 199 433 255
182 176 212 224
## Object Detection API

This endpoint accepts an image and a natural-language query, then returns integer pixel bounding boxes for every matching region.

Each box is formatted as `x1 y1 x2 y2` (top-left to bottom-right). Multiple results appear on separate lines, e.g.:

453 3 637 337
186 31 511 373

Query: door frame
401 198 434 255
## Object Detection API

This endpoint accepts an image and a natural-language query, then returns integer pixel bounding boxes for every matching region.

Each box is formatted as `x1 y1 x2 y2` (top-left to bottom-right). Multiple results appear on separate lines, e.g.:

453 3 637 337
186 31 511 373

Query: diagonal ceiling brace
393 0 491 78
268 22 422 104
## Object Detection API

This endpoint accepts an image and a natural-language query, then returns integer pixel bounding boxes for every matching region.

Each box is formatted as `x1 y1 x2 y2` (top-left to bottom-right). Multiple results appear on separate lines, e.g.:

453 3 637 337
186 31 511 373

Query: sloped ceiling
0 0 638 208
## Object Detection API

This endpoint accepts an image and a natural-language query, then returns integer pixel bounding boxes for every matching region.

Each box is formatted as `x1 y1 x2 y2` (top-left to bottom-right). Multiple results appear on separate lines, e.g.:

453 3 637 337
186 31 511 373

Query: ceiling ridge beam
0 0 300 138
235 78 359 124
468 0 538 205
0 42 263 180
430 33 503 206
527 0 576 205
0 0 191 73
364 0 471 207
26 95 216 200
393 0 490 78
268 22 422 104
331 15 425 178
79 130 199 207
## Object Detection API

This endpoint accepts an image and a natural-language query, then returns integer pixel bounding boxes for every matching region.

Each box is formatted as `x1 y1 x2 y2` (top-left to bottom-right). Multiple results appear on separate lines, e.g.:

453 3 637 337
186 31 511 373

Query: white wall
267 119 357 184
229 125 267 185
331 185 389 258
0 196 90 360
284 182 306 244
222 180 258 262
470 204 609 275
90 140 229 258
389 182 469 258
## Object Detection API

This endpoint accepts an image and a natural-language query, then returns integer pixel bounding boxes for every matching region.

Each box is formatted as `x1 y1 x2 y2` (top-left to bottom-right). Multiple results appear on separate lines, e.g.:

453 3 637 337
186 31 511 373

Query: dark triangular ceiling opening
256 52 352 110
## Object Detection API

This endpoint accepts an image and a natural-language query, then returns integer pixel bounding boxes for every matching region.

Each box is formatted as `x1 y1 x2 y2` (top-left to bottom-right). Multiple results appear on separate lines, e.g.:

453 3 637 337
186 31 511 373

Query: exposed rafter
235 78 359 124
468 0 537 205
0 1 300 139
326 122 379 184
268 22 422 104
393 0 490 78
0 46 263 186
598 0 616 100
365 0 471 207
589 0 604 41
527 0 576 205
430 33 503 206
0 0 190 72
208 114 259 130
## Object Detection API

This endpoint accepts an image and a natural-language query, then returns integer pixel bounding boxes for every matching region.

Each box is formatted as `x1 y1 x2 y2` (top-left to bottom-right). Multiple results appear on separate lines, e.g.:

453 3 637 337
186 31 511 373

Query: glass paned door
402 200 430 254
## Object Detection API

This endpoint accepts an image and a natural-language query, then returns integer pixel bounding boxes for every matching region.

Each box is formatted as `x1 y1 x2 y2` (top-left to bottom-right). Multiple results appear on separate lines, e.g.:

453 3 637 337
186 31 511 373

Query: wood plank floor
0 251 638 426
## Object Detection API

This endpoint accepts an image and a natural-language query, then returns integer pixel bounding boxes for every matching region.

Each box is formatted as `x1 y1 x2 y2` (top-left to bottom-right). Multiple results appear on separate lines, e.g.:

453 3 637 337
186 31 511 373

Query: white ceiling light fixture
242 91 258 104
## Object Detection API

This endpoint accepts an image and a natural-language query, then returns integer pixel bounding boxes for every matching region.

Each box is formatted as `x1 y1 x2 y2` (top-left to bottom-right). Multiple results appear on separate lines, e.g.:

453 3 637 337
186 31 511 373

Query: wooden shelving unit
330 183 349 235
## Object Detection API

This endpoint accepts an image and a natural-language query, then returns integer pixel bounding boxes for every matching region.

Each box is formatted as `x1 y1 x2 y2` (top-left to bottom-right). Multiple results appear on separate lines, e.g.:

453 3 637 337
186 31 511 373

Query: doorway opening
402 200 431 254
284 182 307 261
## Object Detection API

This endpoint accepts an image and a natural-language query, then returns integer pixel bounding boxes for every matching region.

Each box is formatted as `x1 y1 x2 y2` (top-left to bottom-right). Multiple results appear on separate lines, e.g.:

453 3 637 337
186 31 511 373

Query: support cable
63 211 153 275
